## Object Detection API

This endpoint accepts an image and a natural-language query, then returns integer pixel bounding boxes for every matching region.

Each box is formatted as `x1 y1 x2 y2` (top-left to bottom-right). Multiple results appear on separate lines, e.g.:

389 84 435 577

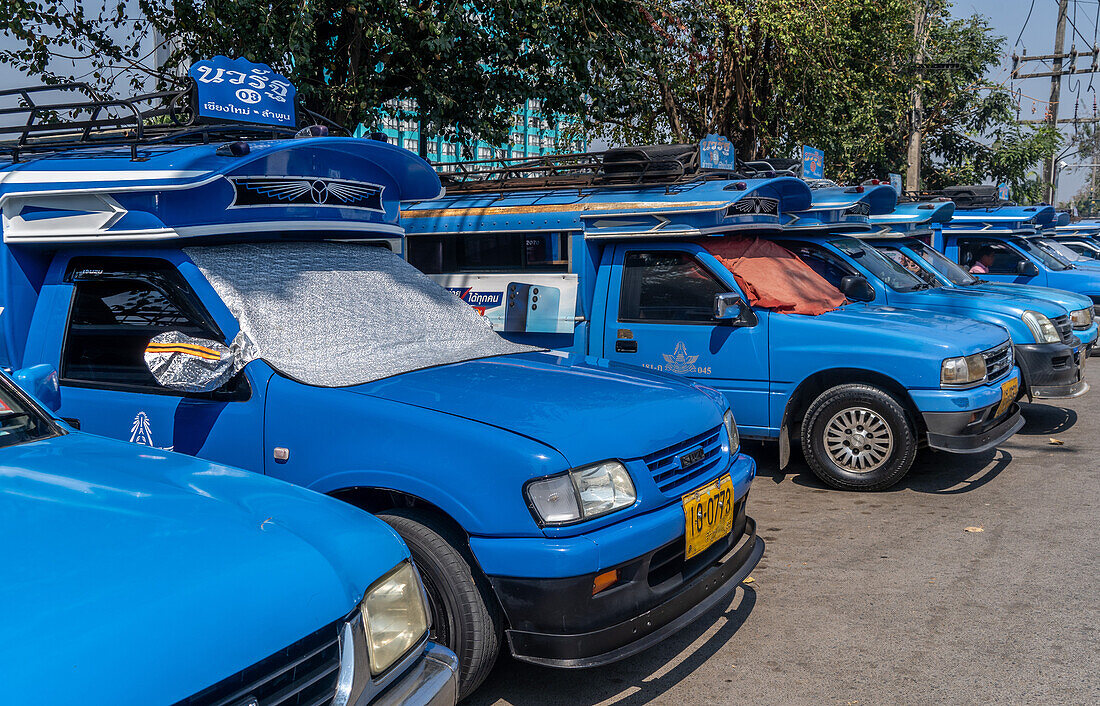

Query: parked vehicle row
1 71 1090 704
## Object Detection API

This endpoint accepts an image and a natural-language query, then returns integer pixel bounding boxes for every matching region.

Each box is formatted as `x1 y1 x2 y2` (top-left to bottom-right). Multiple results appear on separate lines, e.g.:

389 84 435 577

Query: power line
1016 0 1038 48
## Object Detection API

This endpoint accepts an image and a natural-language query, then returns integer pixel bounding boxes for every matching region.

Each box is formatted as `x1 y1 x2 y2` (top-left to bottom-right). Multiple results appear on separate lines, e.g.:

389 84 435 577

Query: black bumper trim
924 405 1024 453
1014 342 1084 399
503 518 763 668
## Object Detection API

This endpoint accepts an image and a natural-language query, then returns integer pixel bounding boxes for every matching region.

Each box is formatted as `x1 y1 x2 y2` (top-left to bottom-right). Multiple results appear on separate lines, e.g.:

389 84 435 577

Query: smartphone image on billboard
504 282 561 332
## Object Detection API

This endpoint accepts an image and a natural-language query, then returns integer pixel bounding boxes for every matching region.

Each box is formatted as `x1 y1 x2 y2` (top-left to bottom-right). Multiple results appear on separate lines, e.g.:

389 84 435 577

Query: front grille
1052 314 1073 343
174 618 343 706
642 424 726 496
982 342 1012 382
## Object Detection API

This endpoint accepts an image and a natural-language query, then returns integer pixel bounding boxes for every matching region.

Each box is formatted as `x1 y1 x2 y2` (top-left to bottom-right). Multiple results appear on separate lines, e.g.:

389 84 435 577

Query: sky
0 1 1095 199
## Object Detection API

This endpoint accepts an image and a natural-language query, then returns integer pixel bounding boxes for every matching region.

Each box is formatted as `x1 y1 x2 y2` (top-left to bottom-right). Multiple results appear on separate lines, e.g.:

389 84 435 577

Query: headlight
526 460 636 525
1070 307 1094 329
1022 310 1061 343
941 353 987 386
723 409 739 453
361 561 429 676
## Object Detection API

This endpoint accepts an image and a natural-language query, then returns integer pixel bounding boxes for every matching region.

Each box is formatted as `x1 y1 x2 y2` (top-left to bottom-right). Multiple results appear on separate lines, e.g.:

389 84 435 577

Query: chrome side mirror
144 331 241 393
714 293 758 327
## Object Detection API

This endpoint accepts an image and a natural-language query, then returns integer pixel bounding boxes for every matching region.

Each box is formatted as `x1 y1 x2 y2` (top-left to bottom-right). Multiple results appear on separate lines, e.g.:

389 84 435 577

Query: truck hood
1 432 406 705
967 282 1093 312
894 285 1066 319
800 304 1010 356
354 351 726 466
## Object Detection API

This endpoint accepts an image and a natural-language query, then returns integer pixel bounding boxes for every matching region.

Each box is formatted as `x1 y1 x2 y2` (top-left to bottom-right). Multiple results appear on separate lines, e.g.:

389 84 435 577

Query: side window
877 247 940 286
776 242 854 289
957 239 1025 274
62 260 221 390
406 232 570 274
619 251 726 323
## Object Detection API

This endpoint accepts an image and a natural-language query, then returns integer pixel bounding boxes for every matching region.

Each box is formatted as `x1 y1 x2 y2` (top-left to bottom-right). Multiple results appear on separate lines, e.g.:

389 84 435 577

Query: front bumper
1014 342 1089 399
490 499 762 668
371 642 458 706
923 402 1024 453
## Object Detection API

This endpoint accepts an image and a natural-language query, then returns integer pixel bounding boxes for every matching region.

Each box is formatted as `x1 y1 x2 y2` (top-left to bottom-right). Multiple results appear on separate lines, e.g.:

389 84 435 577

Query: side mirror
145 331 240 393
12 363 61 412
840 275 876 302
1017 260 1039 276
713 293 758 327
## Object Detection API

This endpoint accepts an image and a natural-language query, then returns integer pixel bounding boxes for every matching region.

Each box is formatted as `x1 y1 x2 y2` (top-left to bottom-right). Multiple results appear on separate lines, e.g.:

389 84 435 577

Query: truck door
953 237 1047 285
41 256 267 472
601 243 773 435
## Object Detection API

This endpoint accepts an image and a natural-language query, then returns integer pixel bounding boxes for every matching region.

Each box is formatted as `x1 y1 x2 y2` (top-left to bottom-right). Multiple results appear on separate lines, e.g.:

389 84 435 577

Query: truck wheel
376 508 501 700
800 384 916 490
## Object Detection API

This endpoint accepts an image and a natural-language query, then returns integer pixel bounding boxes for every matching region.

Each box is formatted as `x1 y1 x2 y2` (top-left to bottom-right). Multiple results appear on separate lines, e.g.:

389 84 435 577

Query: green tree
0 0 649 152
592 0 1060 195
916 7 1060 203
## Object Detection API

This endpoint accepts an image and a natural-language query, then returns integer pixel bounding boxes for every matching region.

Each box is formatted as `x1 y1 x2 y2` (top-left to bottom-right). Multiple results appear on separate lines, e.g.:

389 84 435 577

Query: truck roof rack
0 81 344 162
435 143 748 194
919 185 1008 209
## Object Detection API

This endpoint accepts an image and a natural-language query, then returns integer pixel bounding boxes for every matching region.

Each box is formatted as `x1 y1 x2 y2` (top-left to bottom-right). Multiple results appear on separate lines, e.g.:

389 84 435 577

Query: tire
376 508 502 701
799 383 917 491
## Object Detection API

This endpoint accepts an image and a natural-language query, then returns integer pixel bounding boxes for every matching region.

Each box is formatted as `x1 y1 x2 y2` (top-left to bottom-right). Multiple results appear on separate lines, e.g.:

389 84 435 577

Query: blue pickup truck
861 200 1097 354
935 188 1100 315
1052 221 1100 260
0 366 457 705
403 145 1024 491
0 89 761 698
772 194 1089 401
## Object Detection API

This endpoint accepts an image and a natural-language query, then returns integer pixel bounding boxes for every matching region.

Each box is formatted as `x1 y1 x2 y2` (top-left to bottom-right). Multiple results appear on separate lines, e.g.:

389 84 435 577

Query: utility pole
1042 0 1070 204
906 1 930 193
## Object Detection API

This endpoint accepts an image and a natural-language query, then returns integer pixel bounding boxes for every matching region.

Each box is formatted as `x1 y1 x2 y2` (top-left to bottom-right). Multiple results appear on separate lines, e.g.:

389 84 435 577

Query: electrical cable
1015 0 1037 48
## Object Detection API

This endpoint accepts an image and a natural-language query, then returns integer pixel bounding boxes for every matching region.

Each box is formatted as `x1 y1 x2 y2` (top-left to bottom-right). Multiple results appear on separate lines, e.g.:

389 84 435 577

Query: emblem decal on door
128 411 173 451
649 341 711 375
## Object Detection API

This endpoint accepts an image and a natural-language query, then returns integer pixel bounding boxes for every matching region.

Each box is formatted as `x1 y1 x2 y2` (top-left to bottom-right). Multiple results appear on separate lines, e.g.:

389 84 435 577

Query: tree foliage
594 0 1060 196
0 0 650 149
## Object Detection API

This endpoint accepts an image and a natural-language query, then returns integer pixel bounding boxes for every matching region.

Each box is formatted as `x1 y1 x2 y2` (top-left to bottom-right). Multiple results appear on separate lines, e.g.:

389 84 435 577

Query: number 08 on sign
682 474 735 560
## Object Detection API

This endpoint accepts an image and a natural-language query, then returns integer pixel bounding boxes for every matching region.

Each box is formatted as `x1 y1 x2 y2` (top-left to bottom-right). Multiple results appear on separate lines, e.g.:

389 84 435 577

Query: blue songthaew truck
935 186 1100 316
0 82 761 698
403 145 1024 492
770 193 1090 401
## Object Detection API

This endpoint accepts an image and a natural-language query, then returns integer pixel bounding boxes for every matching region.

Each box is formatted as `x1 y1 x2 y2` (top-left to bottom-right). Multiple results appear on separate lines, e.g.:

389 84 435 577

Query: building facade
354 98 586 163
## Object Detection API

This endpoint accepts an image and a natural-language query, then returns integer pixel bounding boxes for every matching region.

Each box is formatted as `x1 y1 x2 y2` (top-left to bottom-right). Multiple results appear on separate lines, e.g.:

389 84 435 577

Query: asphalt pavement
470 365 1100 705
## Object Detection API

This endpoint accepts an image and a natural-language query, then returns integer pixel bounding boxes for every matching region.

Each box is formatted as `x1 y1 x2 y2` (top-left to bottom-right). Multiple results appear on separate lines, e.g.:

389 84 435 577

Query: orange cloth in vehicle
698 236 845 316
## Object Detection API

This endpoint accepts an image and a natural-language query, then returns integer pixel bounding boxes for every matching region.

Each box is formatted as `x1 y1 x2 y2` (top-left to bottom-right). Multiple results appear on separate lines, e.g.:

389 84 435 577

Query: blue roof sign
997 183 1010 200
190 56 296 127
699 135 734 170
801 146 825 179
889 173 902 193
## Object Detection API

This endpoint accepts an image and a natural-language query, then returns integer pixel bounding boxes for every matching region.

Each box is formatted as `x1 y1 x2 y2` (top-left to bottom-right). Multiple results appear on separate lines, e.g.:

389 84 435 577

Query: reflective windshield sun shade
185 242 537 387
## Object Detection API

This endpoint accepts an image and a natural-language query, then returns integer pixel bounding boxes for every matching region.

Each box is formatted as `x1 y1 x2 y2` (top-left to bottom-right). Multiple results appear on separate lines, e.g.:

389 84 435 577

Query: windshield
185 242 535 387
908 240 978 286
875 246 943 288
1037 238 1087 262
1015 237 1069 270
830 237 930 292
0 375 57 450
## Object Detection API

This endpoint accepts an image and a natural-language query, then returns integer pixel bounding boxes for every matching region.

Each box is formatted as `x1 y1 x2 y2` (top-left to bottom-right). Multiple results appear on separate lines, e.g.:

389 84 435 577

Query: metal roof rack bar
434 146 746 195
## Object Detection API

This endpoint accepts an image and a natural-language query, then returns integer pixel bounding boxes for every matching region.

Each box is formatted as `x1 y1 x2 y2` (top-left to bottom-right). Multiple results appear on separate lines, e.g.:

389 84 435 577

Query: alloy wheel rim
823 406 894 473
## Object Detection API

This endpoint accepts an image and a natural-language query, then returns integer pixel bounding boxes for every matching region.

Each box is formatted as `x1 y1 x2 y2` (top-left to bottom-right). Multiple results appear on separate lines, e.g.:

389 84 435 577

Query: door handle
615 339 638 353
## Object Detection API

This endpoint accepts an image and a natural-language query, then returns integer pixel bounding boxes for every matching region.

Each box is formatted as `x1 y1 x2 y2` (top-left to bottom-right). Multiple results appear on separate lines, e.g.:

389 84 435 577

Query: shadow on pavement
1016 402 1077 435
747 440 1015 495
467 587 757 706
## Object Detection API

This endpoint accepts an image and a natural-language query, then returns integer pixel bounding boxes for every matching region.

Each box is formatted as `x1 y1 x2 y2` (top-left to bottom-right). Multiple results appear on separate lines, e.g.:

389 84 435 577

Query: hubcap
823 406 894 473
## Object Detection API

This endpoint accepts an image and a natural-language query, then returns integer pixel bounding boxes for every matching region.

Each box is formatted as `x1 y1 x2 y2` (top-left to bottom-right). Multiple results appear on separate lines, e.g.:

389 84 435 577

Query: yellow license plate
682 474 735 561
996 377 1019 417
